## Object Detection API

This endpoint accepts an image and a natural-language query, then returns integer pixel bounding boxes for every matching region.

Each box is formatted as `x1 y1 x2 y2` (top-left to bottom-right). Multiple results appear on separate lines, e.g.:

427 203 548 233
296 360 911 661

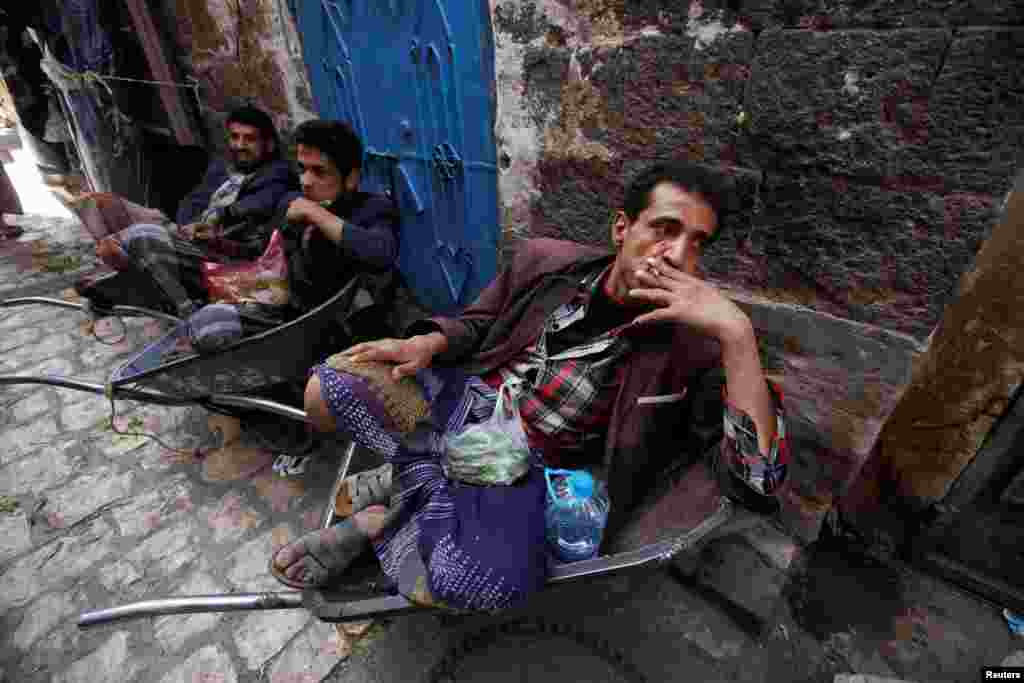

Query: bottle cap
567 471 594 499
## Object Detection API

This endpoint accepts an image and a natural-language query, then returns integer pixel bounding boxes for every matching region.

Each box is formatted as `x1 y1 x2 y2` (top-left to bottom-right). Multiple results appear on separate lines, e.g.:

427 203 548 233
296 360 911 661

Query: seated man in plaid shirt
270 162 789 611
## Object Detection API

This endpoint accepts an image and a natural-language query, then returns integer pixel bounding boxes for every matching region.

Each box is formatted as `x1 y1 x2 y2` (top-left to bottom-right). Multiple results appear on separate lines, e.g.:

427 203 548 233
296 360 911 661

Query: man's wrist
421 331 449 357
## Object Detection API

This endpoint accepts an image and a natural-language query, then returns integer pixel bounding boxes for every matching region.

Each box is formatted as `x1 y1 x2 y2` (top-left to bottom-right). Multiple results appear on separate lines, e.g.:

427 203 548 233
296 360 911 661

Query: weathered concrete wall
154 0 315 149
489 0 1022 539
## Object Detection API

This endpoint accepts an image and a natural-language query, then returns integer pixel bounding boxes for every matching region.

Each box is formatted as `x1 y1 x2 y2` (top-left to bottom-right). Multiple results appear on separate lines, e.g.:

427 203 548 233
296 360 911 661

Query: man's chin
229 155 261 172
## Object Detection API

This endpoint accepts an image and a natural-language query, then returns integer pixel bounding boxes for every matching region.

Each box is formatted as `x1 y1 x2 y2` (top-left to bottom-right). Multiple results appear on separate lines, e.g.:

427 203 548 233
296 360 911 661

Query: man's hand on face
628 254 752 343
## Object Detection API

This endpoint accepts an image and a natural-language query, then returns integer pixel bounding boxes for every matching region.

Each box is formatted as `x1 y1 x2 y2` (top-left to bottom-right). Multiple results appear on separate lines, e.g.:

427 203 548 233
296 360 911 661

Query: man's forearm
718 320 776 455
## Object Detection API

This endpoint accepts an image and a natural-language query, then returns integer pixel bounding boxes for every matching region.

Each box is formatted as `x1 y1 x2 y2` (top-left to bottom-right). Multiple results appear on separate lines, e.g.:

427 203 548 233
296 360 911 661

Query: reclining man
84 105 296 318
269 162 790 612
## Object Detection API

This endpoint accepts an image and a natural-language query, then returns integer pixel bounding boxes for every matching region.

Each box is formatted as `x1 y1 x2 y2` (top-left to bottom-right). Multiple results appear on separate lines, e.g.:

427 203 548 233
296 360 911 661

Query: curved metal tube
547 497 736 584
0 376 107 394
206 394 309 423
0 376 197 406
78 592 303 628
0 296 181 325
0 297 85 312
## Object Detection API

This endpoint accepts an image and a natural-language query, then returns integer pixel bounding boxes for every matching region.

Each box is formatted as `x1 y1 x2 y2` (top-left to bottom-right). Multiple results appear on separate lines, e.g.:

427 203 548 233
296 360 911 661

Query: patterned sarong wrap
313 361 549 612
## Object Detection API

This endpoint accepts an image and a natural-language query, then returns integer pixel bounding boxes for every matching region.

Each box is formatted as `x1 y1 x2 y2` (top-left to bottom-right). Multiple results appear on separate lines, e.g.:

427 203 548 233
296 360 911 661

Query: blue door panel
294 0 498 314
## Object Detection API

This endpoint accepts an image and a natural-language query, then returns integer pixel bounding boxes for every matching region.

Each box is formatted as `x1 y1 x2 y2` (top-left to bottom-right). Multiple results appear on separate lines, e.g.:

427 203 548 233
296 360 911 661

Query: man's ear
611 210 628 248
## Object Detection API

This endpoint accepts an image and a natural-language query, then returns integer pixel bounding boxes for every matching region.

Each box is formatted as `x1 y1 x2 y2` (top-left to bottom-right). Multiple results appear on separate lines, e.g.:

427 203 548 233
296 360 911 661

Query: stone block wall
490 0 1022 539
152 0 316 151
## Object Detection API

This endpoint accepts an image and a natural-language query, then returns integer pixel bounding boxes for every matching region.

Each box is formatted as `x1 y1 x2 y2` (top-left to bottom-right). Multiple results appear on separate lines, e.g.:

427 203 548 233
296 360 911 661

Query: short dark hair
293 120 364 179
225 105 280 156
623 161 733 228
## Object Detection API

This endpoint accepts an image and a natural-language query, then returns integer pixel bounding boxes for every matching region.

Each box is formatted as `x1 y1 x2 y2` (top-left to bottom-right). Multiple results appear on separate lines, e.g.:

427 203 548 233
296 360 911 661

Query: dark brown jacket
408 238 764 529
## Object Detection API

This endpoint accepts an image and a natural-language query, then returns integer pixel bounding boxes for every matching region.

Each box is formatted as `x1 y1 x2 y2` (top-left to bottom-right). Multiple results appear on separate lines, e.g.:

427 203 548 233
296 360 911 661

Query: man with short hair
277 119 400 320
84 105 296 317
177 119 400 358
270 162 789 612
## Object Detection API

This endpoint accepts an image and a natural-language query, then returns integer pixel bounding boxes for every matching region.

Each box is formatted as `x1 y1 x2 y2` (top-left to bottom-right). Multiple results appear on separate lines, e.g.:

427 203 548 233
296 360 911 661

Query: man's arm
343 245 521 373
630 258 777 454
218 160 299 228
176 160 226 226
286 196 398 270
718 321 777 455
682 365 789 503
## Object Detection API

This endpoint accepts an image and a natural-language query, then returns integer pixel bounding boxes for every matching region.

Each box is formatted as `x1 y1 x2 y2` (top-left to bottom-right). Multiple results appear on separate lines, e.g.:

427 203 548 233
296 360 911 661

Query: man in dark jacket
279 119 400 320
182 119 401 354
90 105 297 317
269 162 790 602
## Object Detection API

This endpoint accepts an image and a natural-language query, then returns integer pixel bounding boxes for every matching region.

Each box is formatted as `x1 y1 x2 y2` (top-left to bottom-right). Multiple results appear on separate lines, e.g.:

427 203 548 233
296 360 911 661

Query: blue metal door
293 0 499 314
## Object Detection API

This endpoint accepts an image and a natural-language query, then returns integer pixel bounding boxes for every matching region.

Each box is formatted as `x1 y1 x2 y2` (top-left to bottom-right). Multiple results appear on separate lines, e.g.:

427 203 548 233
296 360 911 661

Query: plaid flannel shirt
482 265 789 496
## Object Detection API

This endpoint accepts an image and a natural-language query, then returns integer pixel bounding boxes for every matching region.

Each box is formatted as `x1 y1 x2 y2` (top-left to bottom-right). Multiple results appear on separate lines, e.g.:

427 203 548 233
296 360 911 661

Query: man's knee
304 375 335 433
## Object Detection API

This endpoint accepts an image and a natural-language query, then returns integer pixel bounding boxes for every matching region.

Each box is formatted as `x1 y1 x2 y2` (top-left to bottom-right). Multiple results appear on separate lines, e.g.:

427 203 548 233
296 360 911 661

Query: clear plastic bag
444 377 531 486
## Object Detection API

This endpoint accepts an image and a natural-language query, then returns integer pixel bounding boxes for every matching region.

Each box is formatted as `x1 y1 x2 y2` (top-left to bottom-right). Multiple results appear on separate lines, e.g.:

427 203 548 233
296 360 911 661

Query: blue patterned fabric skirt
314 364 550 612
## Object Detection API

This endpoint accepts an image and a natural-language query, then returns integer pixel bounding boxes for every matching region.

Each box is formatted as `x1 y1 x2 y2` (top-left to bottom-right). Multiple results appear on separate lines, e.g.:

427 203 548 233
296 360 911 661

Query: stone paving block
268 619 346 683
44 466 133 529
0 326 41 353
0 512 32 564
55 630 137 683
18 625 84 682
683 622 743 660
0 418 59 461
7 389 53 424
0 443 75 495
111 475 192 538
11 590 76 650
0 518 114 612
157 644 238 683
226 525 294 592
0 334 79 374
0 305 66 332
234 608 311 672
739 520 802 571
98 560 143 593
153 570 228 653
204 490 265 544
60 397 110 432
123 519 200 581
695 536 788 627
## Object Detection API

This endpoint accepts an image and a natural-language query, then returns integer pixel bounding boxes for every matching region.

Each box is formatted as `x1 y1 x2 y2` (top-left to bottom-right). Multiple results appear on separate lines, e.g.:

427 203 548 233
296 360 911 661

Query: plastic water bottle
544 468 610 563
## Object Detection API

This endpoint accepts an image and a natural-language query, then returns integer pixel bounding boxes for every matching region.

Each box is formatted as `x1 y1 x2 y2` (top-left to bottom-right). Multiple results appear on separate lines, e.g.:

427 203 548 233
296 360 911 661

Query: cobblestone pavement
1 212 1022 683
